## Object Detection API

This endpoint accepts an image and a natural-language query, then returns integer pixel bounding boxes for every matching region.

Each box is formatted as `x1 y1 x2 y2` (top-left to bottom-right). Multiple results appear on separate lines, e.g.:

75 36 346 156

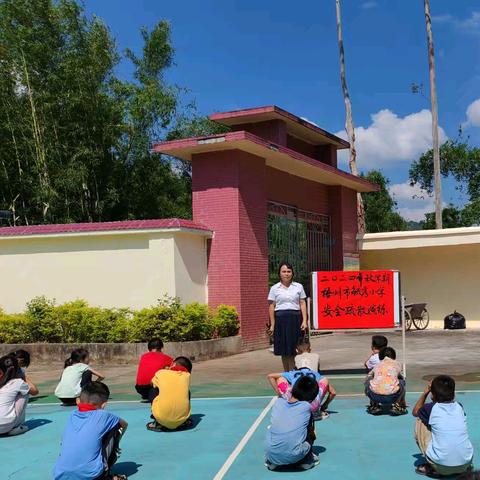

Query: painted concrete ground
4 330 480 478
2 392 480 479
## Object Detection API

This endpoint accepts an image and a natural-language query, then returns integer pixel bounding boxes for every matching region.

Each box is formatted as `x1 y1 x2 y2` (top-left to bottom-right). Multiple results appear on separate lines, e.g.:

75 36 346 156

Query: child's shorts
365 379 405 404
279 378 328 412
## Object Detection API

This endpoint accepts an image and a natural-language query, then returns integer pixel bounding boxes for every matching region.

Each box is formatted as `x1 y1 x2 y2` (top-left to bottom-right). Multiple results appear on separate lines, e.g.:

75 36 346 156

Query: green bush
0 297 239 344
0 310 32 343
209 305 240 338
25 296 62 342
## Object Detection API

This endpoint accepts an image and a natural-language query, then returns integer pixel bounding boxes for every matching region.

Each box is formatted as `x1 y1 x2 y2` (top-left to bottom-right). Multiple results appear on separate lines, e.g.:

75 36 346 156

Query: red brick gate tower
154 106 377 350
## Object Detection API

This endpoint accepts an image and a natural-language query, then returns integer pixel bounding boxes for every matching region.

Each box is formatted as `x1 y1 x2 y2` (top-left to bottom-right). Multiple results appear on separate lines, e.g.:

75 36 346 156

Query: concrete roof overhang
153 130 377 193
359 227 480 250
210 105 350 149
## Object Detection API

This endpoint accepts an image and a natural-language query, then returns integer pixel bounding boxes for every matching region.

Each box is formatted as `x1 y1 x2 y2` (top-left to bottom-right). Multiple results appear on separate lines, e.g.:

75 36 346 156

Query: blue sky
85 0 480 221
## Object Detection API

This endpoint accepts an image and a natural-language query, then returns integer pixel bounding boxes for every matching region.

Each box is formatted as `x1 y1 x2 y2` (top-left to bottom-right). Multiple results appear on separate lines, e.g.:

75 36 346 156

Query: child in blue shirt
264 375 319 471
53 381 128 480
413 375 473 477
267 367 336 419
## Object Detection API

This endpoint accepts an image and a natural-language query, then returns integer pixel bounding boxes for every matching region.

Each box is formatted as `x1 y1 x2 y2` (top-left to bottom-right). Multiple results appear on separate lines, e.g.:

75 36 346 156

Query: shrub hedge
0 296 239 344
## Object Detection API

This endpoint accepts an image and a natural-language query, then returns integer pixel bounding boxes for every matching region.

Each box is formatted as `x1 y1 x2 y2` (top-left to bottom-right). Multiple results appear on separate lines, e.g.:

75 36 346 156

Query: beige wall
0 230 208 313
361 243 480 326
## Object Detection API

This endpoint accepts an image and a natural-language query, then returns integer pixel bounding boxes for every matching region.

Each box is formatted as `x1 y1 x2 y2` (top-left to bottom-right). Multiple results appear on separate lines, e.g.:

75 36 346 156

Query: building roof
0 218 212 238
154 130 377 193
210 105 349 149
359 226 480 250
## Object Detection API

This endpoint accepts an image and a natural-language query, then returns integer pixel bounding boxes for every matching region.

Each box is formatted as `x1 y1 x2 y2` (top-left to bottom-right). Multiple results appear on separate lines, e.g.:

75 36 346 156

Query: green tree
409 138 480 227
0 0 221 225
422 204 464 229
0 0 122 224
361 170 408 233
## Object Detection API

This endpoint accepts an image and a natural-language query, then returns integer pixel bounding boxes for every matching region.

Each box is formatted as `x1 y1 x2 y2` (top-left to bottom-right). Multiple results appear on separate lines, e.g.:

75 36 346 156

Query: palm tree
335 0 365 235
424 0 442 229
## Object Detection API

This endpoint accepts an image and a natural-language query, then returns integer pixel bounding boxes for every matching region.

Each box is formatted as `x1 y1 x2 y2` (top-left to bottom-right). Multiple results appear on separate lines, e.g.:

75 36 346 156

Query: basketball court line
213 396 276 480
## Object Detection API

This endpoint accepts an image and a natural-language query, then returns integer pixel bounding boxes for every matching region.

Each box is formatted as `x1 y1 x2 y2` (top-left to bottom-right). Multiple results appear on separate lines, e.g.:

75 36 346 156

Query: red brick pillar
329 186 359 270
192 149 269 350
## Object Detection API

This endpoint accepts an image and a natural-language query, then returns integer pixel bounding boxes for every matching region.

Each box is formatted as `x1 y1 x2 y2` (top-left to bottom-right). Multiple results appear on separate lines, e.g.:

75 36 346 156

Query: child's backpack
444 311 466 330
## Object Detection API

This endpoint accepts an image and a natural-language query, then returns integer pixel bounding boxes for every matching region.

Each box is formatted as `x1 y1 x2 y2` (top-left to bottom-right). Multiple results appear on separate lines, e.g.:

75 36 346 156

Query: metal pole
401 295 406 378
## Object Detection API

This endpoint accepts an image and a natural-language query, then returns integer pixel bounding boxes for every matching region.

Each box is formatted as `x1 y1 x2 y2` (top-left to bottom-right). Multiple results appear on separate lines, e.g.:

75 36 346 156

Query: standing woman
268 263 308 371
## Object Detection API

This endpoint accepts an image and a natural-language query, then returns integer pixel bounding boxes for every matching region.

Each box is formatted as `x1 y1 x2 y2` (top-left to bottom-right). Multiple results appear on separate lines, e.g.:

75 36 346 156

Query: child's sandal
391 403 408 416
146 421 164 432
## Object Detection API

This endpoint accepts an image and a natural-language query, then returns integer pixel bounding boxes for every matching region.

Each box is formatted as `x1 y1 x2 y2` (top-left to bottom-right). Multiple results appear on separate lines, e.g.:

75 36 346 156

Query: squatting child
147 356 193 432
364 335 388 371
365 346 407 415
264 375 320 471
53 381 128 480
412 375 474 477
0 354 39 436
267 366 336 420
135 338 173 401
55 348 105 406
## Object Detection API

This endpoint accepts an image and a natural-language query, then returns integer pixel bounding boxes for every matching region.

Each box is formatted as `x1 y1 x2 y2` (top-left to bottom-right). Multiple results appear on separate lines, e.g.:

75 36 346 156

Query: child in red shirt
135 339 173 401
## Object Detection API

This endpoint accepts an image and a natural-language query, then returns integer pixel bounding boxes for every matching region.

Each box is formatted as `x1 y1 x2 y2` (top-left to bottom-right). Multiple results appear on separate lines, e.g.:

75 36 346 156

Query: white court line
213 396 276 480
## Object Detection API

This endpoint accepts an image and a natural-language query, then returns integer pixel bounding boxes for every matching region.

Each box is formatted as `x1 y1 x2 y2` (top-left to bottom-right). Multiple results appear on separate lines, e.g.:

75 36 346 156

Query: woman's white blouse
268 282 306 311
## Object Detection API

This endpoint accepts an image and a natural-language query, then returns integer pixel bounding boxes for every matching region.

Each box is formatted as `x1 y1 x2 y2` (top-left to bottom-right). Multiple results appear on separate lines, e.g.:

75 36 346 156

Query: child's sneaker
264 459 278 471
298 452 319 470
391 403 408 416
313 410 330 421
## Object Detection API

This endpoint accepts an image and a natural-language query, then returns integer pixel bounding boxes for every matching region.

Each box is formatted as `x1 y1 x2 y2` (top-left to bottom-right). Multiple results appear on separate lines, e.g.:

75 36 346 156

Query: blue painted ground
2 393 479 479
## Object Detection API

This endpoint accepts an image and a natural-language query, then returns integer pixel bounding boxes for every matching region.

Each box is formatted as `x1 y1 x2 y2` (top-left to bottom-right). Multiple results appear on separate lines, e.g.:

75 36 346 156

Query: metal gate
267 201 331 295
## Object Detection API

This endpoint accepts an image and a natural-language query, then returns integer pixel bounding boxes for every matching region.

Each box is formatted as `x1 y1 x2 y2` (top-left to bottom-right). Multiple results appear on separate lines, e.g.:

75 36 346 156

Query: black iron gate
267 201 331 295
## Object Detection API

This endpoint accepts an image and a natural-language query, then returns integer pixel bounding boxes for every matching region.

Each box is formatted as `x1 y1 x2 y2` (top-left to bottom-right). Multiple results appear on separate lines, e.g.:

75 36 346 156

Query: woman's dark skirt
274 310 302 356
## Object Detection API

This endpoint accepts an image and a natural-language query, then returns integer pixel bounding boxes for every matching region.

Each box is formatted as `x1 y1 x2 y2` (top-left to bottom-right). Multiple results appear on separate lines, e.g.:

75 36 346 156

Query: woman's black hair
64 348 89 368
0 355 21 388
278 262 295 277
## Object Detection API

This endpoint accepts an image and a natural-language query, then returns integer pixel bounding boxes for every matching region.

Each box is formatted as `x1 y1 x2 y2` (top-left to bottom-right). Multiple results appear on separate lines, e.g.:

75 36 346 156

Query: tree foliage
409 138 480 227
361 170 407 233
0 0 219 225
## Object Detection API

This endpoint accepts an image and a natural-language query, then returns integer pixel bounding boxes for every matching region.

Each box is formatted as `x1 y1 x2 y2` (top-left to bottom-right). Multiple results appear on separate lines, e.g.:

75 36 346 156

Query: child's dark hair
371 335 388 350
296 337 310 353
148 339 164 351
379 346 396 360
11 349 31 368
431 375 455 403
174 356 192 373
0 355 22 388
64 348 89 368
79 381 110 405
291 375 319 402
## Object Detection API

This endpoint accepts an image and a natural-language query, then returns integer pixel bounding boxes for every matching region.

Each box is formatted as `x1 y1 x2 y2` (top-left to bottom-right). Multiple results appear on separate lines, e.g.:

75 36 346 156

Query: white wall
361 243 480 326
0 230 208 313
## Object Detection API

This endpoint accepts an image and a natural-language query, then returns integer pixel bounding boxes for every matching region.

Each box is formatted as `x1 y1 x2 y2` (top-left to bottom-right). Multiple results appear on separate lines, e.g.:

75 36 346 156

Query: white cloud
465 98 480 127
432 11 480 34
336 109 447 169
388 181 436 222
361 1 378 9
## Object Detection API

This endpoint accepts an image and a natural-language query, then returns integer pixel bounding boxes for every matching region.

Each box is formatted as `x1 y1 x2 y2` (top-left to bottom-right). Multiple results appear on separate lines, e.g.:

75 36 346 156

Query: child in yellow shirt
146 356 193 432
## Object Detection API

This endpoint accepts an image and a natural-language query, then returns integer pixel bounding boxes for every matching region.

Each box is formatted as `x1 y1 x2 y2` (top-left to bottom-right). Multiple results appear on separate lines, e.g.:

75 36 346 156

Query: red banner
311 270 400 330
